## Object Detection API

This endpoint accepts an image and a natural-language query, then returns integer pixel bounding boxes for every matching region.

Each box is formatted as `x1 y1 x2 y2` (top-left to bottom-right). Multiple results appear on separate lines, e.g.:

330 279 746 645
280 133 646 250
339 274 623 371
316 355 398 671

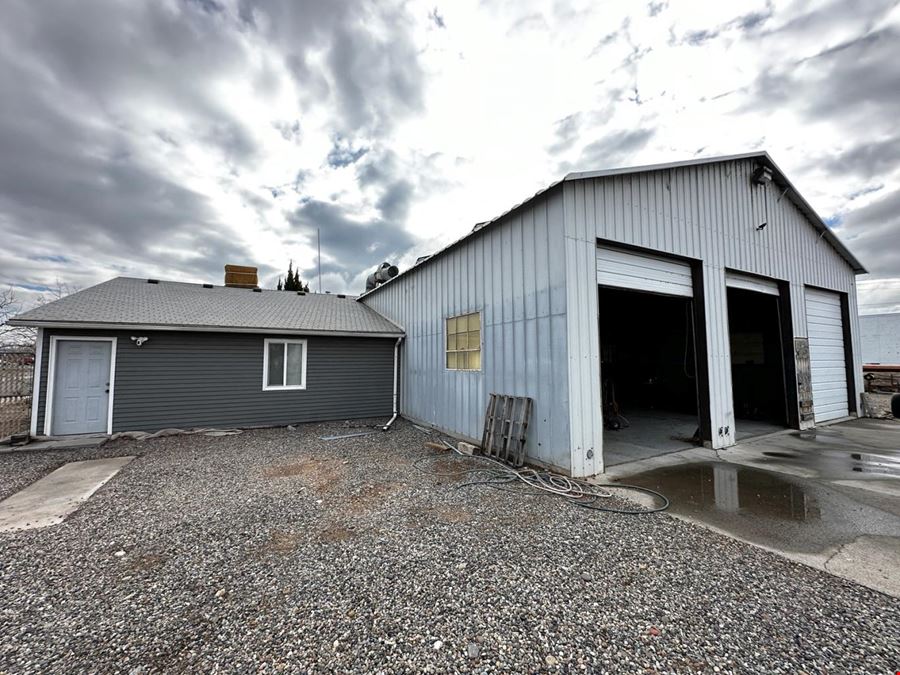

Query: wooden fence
0 351 33 438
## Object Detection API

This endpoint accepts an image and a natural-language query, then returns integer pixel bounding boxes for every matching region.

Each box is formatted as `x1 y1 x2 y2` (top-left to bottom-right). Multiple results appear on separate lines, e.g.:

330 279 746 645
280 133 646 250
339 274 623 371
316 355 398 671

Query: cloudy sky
0 0 898 313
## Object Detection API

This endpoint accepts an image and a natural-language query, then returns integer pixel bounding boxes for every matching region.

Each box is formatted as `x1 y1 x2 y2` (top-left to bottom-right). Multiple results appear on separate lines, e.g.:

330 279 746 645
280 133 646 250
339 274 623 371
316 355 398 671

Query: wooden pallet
481 394 533 467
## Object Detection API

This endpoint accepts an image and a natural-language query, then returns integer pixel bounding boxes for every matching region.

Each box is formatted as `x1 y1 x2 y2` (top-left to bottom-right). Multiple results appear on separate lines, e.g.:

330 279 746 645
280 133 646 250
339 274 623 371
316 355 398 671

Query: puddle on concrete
625 463 820 522
621 461 900 555
759 443 900 479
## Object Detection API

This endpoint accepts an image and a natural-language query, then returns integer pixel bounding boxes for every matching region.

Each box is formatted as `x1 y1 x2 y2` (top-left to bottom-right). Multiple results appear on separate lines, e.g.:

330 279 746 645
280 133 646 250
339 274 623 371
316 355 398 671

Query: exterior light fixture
751 165 773 185
130 336 150 347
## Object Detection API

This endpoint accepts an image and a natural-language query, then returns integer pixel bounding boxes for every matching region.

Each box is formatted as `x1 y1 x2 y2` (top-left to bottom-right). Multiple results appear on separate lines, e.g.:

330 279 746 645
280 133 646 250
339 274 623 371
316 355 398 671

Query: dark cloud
248 0 425 136
837 188 900 278
272 120 301 143
648 2 667 17
0 0 426 296
508 13 548 35
327 138 370 168
289 199 416 290
744 22 899 131
548 114 583 155
428 8 446 29
547 101 621 158
673 6 774 46
578 129 655 169
376 180 414 224
683 28 719 46
820 138 900 181
557 128 655 174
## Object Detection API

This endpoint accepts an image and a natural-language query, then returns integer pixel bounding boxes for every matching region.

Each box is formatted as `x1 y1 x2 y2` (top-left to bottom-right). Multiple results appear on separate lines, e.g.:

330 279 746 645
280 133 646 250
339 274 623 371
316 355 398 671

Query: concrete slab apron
603 419 900 598
0 457 134 532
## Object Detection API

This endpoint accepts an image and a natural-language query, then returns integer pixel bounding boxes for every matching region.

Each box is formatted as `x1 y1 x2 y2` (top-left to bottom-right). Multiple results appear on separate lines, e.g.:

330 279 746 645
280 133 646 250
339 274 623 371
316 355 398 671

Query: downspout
382 336 404 431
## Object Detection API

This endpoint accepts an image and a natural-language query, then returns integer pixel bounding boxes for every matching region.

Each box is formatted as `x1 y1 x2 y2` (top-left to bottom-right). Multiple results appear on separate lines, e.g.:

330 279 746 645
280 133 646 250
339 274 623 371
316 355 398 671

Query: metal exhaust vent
365 262 399 291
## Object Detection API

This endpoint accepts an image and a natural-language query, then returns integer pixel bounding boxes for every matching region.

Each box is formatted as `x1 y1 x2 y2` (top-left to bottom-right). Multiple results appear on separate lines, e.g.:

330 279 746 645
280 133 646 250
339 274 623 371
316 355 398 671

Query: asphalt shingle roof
10 277 403 336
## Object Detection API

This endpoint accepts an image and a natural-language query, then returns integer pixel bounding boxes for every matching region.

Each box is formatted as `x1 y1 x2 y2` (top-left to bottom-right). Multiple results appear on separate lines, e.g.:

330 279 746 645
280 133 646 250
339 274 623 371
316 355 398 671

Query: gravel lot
1 419 898 673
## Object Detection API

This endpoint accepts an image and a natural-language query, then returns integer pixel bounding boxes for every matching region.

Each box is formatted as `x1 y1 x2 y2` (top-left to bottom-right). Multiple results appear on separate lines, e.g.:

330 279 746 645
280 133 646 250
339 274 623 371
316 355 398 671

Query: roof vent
337 294 346 299
147 279 159 284
202 283 213 289
364 261 399 292
297 291 306 296
252 287 262 293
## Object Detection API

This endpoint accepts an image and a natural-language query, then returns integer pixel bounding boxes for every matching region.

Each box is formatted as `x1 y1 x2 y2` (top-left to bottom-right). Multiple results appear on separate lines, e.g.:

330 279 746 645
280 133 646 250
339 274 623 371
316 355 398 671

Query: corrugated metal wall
363 157 862 476
564 157 862 460
362 190 573 472
35 329 395 432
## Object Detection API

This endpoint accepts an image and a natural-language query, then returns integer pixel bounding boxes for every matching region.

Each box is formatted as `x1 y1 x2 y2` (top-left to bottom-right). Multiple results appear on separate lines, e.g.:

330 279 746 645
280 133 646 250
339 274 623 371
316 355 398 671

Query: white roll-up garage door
725 271 780 296
596 246 693 297
805 287 849 422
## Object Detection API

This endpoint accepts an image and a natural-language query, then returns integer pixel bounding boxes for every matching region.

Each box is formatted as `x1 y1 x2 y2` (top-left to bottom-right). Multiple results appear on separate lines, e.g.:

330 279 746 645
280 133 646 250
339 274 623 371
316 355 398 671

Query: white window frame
44 335 117 436
262 338 307 391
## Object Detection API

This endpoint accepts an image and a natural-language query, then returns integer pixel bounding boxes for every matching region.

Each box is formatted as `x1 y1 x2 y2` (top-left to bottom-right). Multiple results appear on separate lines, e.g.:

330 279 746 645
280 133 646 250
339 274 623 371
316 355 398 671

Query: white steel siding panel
564 157 862 456
361 191 572 473
860 313 900 364
805 288 849 421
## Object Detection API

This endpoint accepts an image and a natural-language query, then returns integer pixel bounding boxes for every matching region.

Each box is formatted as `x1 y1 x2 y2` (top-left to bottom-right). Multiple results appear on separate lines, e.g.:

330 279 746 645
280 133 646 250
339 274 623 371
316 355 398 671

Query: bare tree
0 287 28 349
0 281 75 350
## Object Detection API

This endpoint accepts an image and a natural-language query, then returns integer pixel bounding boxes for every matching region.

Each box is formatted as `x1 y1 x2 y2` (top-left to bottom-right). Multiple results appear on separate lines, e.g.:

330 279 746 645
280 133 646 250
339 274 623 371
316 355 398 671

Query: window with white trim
446 311 481 371
263 339 307 390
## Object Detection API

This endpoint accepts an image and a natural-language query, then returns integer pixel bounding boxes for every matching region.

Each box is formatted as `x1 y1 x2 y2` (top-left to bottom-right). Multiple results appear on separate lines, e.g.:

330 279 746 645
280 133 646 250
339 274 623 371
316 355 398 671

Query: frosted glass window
445 312 482 371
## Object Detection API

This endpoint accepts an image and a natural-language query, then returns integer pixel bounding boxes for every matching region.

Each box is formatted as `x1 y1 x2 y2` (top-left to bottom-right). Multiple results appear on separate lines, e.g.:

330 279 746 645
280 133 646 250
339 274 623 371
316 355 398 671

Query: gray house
12 152 866 477
11 277 403 436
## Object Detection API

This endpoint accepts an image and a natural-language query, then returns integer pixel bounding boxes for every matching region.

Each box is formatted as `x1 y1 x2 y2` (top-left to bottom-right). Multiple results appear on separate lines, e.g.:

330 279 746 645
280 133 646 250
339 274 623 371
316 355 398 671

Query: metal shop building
360 152 866 476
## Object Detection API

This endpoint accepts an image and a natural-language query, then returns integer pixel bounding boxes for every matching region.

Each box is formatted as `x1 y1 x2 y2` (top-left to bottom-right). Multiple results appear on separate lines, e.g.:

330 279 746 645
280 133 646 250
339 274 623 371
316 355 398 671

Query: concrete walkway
605 418 900 598
0 456 134 532
0 435 107 454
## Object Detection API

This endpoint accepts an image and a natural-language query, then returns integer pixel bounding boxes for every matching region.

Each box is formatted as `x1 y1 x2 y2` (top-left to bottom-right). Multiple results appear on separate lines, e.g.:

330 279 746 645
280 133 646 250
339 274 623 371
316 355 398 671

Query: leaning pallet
481 394 533 467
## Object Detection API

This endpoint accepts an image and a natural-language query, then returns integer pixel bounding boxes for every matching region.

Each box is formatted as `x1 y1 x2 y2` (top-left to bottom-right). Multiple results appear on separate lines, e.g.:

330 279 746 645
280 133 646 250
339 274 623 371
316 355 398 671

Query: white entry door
50 340 113 435
804 288 849 423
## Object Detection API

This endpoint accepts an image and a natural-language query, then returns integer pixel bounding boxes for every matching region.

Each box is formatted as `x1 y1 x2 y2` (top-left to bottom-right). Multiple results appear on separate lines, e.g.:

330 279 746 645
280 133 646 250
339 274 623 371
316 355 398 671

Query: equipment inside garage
726 284 790 438
599 286 701 467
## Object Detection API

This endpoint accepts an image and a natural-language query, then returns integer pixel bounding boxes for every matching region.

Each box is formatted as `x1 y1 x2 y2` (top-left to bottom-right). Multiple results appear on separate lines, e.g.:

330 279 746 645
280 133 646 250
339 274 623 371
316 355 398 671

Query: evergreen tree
276 260 310 292
286 260 296 291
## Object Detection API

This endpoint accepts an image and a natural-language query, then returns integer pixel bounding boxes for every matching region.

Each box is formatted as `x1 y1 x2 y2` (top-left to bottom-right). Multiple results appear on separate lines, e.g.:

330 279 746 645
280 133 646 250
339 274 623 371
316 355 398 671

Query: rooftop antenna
317 227 322 293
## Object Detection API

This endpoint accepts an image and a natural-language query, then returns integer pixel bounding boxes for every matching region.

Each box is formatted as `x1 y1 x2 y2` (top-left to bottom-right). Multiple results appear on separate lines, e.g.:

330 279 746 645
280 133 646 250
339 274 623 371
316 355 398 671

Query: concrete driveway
608 418 900 598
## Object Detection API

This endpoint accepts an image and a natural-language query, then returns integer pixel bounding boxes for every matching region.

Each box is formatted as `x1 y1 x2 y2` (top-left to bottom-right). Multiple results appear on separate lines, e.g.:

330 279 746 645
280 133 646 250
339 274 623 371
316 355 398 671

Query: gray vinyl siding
35 329 394 433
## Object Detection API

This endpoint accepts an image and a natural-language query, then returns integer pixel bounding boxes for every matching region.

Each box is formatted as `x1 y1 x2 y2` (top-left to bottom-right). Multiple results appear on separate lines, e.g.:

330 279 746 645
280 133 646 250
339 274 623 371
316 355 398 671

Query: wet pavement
609 418 900 597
